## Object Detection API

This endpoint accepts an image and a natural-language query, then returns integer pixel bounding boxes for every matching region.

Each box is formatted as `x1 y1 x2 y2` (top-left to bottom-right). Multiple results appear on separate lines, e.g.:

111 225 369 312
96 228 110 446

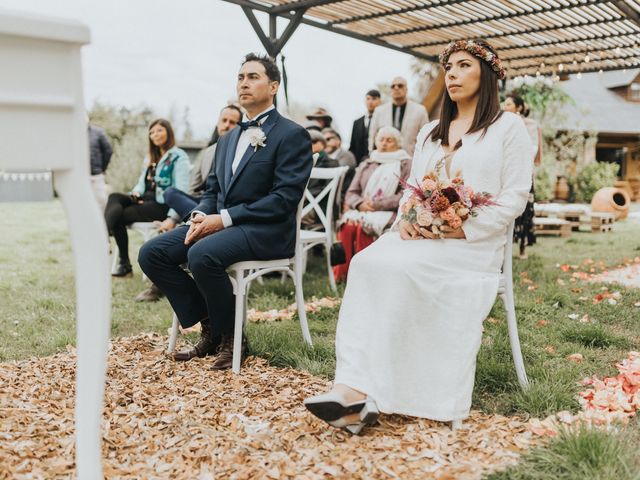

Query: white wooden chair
0 10 110 478
300 166 349 292
111 222 159 280
451 221 529 430
167 196 312 372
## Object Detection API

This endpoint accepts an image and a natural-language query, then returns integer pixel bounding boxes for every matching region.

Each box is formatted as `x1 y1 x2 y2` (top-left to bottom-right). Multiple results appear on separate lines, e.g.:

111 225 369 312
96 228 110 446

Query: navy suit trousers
138 225 255 333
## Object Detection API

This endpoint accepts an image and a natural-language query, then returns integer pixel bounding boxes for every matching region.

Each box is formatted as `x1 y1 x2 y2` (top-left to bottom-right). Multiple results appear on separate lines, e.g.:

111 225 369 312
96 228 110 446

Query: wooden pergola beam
405 18 633 49
376 0 602 39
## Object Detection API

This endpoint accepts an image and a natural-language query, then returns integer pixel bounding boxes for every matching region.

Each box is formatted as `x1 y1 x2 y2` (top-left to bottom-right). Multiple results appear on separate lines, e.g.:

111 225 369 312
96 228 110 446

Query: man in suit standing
368 77 428 157
349 89 381 165
139 53 313 370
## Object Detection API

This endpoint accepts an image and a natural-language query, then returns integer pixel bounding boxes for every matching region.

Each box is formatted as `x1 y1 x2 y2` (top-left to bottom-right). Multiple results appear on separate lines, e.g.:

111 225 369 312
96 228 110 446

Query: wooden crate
533 217 572 237
557 210 588 231
590 212 615 233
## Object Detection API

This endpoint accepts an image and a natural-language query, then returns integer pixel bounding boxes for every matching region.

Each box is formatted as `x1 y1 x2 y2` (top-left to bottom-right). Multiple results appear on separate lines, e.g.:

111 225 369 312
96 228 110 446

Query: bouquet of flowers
400 170 497 237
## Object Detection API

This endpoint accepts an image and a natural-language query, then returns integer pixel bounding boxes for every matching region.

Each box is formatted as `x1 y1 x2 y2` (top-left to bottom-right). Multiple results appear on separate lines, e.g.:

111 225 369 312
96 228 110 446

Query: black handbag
330 240 346 266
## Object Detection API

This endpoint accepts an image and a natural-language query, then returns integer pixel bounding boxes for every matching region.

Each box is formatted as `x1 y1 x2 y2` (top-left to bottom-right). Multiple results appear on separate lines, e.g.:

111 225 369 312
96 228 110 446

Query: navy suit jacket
349 115 369 165
192 109 313 260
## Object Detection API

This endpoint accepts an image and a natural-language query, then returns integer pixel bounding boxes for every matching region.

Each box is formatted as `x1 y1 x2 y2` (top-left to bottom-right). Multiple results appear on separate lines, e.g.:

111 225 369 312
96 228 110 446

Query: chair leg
500 291 529 389
55 169 111 480
168 313 179 353
290 257 312 346
140 230 152 282
111 243 119 275
451 419 463 430
232 270 245 374
325 242 337 292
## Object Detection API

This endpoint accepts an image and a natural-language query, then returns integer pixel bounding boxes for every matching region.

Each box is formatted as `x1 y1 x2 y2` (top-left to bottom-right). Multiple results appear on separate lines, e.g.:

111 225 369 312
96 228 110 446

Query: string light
577 72 582 79
536 70 541 77
540 62 545 68
599 69 603 74
573 59 578 66
558 63 564 72
615 46 621 54
584 54 590 63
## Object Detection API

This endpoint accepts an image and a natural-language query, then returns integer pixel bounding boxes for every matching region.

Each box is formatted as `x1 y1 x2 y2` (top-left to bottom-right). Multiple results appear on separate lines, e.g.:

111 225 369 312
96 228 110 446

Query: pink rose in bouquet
400 170 497 238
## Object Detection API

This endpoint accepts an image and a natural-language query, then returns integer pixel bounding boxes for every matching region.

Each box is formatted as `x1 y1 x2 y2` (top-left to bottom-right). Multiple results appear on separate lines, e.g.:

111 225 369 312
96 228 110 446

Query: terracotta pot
555 176 570 202
591 187 630 219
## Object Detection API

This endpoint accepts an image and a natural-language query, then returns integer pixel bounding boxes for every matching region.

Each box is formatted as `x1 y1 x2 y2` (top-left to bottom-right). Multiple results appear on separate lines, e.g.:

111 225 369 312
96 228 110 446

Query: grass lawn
1 200 639 478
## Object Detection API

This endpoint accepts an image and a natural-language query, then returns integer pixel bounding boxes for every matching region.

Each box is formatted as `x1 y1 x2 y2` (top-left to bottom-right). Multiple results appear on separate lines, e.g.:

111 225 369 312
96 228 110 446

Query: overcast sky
1 0 417 142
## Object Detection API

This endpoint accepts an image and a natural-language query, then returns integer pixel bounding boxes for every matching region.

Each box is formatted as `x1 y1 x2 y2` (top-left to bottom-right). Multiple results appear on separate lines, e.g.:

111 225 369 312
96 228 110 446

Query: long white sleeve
461 117 533 243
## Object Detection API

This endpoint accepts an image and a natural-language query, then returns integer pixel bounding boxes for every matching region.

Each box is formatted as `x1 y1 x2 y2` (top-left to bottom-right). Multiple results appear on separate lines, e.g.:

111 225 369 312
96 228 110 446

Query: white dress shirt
192 105 275 228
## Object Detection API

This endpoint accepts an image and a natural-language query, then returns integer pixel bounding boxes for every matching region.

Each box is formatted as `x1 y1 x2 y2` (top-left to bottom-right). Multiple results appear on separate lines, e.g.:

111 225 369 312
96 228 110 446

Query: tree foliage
88 102 155 193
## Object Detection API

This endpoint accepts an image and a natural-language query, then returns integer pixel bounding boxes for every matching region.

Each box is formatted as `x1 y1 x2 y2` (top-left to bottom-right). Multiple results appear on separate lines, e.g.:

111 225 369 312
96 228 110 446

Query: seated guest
304 130 338 226
88 121 113 212
135 106 242 302
105 118 190 277
306 107 333 130
138 53 312 369
323 128 356 198
159 105 243 232
333 126 410 282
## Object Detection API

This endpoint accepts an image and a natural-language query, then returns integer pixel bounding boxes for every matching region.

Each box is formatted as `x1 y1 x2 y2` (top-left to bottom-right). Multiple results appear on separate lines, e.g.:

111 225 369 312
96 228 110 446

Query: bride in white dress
304 39 533 434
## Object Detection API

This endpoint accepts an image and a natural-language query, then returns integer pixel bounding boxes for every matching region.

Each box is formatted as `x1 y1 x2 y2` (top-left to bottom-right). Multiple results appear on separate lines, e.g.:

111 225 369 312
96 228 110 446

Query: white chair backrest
0 10 90 171
292 193 306 259
302 166 349 234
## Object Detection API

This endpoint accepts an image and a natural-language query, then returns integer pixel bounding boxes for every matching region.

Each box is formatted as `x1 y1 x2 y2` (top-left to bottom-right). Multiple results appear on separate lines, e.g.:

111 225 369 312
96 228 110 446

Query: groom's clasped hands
184 213 224 245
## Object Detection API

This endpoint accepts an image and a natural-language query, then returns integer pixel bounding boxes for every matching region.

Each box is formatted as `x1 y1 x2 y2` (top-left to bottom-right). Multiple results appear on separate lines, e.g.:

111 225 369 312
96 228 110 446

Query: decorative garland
439 40 506 80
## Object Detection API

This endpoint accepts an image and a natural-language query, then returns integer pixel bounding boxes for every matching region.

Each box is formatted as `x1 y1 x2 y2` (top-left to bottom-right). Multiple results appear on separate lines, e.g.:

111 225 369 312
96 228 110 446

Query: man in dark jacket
349 89 381 165
88 123 113 211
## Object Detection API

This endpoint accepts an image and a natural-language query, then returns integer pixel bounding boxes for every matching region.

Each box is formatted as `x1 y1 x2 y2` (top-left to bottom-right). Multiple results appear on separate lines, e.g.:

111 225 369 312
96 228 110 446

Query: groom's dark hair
242 53 281 83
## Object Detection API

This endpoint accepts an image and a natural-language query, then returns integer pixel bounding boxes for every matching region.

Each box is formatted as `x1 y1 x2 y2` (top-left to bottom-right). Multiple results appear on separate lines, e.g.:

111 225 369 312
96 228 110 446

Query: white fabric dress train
334 112 533 421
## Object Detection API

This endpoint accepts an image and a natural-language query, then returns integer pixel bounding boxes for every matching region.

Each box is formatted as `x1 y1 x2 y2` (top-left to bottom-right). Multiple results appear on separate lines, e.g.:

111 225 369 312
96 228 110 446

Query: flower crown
439 40 506 80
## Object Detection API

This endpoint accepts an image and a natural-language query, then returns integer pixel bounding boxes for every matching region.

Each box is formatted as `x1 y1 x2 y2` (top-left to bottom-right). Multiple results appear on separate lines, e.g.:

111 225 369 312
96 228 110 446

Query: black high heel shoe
304 391 379 435
112 259 133 277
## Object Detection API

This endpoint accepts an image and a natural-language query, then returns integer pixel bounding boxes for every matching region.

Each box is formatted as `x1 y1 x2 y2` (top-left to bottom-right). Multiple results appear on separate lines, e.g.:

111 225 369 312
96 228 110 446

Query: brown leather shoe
135 283 165 302
211 334 247 371
173 321 221 361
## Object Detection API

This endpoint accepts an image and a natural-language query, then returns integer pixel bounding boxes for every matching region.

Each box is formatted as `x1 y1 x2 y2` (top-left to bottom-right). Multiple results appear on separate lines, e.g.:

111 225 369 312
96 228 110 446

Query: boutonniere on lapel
248 128 267 152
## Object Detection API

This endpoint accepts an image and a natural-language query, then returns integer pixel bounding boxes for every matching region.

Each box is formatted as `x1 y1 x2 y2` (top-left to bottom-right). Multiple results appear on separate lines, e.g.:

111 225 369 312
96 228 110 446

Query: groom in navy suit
139 53 313 370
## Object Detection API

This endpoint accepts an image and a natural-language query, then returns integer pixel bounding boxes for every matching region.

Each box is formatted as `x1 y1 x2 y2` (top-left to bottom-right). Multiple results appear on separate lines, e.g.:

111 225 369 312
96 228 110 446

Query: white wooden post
0 10 110 479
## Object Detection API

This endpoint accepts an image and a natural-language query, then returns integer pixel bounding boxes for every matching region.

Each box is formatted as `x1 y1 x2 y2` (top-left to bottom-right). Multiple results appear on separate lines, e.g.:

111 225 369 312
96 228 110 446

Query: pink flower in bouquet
440 207 457 223
416 209 433 227
421 178 437 192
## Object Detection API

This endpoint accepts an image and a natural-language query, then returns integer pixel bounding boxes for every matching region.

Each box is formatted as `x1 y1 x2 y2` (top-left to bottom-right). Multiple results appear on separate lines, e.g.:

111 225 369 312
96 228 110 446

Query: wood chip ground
0 333 538 479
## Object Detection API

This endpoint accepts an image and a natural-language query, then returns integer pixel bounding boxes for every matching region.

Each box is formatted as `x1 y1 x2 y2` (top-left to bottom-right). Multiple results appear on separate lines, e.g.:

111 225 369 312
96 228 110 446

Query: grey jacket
188 144 217 196
88 125 113 175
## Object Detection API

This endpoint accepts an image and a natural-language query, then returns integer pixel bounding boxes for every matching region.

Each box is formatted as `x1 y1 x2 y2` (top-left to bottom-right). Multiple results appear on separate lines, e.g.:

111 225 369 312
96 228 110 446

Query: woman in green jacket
105 118 191 277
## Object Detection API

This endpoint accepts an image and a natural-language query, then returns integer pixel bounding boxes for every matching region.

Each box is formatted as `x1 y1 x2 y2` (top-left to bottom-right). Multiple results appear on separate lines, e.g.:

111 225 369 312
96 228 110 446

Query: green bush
574 162 619 203
89 102 156 193
534 163 556 202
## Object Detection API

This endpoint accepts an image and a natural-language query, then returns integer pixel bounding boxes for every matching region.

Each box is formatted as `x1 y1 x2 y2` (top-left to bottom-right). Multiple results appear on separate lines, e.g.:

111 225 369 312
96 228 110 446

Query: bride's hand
417 225 466 239
399 220 421 240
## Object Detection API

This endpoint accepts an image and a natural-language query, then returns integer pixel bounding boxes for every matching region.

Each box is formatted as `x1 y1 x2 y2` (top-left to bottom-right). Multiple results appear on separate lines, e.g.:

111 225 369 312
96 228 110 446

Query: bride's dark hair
428 39 503 149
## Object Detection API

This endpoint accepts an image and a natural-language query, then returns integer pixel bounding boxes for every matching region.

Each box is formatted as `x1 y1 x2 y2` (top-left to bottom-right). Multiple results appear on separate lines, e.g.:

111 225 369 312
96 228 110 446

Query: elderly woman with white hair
334 126 411 282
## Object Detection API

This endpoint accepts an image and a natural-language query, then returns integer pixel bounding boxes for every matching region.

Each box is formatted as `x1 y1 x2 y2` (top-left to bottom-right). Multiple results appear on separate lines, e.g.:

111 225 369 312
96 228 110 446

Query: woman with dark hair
105 118 191 277
304 39 533 434
504 93 542 259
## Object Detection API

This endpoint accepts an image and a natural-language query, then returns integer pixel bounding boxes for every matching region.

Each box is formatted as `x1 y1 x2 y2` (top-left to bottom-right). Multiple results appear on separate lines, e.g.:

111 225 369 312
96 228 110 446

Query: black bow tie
238 111 270 131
